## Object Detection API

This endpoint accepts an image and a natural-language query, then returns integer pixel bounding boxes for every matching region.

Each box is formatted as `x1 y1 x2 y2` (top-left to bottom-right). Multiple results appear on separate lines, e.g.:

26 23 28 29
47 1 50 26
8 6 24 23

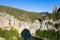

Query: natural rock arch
21 29 31 40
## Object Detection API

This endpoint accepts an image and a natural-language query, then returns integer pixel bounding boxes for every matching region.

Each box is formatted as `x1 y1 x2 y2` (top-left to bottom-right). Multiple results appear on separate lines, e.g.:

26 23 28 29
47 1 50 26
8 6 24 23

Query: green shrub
0 28 20 40
36 29 60 40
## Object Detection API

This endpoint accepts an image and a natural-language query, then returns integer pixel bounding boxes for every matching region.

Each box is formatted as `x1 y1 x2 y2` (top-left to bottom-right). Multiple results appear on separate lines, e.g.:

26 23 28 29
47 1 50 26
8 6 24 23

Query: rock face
0 12 20 30
0 12 60 36
0 12 40 35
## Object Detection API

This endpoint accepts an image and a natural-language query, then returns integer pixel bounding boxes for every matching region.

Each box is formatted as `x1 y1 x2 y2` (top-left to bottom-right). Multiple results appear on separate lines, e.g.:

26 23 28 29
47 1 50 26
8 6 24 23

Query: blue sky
0 0 60 13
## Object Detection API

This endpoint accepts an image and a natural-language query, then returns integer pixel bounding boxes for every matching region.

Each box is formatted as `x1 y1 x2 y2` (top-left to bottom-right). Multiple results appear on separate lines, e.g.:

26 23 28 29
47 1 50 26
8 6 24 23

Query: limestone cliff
0 12 40 35
0 12 60 36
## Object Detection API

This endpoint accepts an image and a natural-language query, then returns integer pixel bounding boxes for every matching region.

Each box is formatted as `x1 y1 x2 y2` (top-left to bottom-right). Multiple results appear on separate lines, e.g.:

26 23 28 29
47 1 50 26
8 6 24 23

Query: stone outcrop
40 19 60 31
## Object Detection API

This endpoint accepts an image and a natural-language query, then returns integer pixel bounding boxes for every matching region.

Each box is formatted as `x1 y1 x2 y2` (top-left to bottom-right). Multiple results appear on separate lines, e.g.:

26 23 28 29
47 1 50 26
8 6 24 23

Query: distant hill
0 5 43 22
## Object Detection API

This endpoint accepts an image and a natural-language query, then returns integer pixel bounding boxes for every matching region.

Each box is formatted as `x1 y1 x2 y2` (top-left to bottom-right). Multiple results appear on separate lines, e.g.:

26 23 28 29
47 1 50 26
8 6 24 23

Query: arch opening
21 29 31 40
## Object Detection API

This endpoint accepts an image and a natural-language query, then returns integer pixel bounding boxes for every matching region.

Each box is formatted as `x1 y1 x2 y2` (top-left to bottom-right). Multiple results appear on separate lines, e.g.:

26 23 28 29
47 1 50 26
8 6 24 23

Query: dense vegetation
0 27 24 40
0 5 43 22
36 29 60 40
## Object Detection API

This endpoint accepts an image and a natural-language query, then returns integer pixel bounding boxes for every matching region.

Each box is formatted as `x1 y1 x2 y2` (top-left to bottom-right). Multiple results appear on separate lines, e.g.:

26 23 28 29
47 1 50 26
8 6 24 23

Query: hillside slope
0 5 43 22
